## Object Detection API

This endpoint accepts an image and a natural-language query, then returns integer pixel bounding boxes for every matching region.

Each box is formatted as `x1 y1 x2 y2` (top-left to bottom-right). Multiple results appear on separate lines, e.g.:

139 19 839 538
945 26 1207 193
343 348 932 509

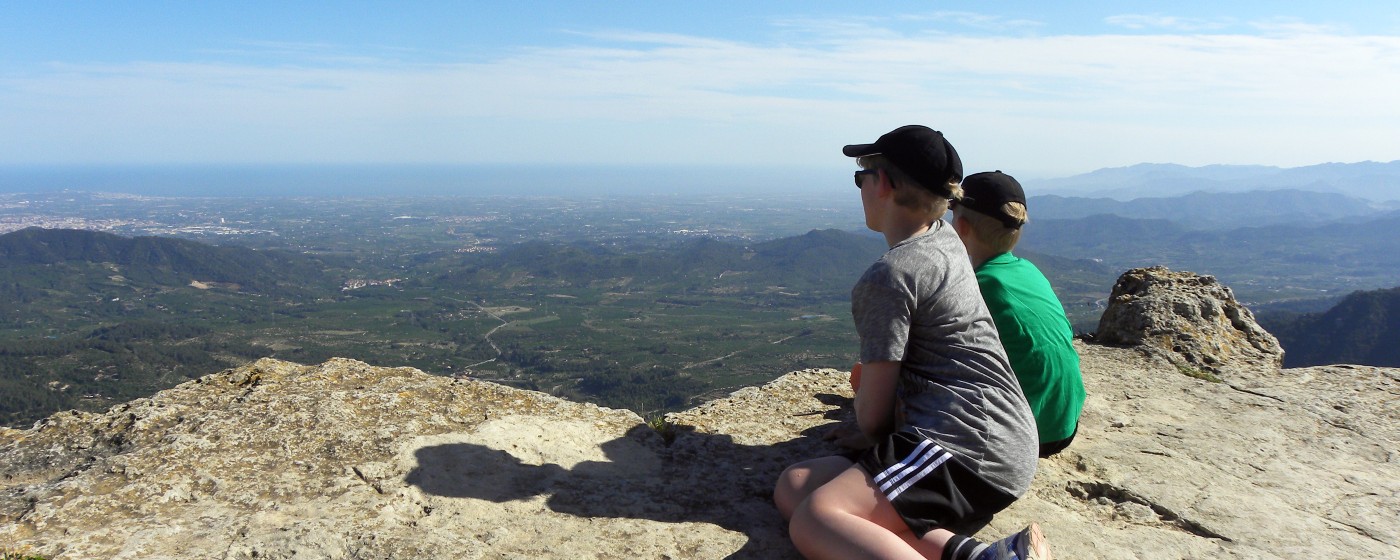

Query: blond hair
857 155 961 216
953 202 1027 253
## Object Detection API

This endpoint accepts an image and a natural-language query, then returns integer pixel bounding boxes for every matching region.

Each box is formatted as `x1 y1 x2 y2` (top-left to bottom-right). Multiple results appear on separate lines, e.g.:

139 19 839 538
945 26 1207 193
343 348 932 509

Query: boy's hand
824 423 876 451
854 361 900 440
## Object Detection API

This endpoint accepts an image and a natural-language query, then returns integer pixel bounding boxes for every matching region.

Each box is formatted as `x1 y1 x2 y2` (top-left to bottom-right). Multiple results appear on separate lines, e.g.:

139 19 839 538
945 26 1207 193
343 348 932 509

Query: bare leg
789 464 950 560
907 528 955 558
774 455 853 520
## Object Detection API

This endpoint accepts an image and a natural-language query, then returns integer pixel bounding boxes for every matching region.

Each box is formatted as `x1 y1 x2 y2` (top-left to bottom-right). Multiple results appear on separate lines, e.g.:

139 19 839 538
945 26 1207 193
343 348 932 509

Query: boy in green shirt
951 171 1085 457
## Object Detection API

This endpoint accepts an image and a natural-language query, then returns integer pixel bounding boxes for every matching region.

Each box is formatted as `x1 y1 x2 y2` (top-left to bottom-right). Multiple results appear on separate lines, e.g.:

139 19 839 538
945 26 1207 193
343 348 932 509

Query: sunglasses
853 169 879 188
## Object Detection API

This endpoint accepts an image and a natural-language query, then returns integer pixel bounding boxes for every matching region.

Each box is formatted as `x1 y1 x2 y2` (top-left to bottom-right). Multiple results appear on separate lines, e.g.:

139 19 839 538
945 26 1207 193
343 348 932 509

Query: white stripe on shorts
872 438 952 502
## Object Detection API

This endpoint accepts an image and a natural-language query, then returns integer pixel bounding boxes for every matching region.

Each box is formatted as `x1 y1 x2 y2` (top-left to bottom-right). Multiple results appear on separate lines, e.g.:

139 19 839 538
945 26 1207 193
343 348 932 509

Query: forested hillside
0 227 339 297
1261 286 1400 368
0 228 345 425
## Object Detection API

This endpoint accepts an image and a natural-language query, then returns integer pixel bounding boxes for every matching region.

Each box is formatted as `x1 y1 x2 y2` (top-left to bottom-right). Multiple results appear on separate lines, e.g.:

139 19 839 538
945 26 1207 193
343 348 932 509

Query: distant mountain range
1028 161 1400 203
1016 210 1400 302
1027 188 1383 230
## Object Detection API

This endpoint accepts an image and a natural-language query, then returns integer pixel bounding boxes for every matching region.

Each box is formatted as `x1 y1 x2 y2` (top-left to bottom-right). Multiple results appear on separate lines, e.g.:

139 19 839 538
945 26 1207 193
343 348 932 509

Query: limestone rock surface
1096 266 1284 376
2 270 1397 559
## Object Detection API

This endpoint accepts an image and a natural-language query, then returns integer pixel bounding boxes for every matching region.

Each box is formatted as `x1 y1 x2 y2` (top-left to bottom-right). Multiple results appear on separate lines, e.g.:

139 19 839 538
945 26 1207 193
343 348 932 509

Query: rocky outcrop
2 271 1397 559
1096 266 1284 376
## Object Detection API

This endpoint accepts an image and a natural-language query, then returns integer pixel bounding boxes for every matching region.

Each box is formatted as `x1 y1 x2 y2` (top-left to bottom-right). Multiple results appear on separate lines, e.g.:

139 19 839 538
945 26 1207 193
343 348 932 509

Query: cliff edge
2 267 1397 559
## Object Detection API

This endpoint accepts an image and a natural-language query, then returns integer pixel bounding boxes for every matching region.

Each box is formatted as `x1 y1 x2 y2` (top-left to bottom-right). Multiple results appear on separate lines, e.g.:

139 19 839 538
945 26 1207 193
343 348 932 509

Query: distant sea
0 164 848 198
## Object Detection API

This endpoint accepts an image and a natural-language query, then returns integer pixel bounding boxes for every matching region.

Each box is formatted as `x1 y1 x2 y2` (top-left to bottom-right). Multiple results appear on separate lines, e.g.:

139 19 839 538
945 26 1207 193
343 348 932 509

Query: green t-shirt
975 252 1085 443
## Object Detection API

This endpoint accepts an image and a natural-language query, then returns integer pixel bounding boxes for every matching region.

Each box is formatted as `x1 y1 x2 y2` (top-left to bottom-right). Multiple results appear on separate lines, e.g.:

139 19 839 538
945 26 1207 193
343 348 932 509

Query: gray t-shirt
851 221 1038 495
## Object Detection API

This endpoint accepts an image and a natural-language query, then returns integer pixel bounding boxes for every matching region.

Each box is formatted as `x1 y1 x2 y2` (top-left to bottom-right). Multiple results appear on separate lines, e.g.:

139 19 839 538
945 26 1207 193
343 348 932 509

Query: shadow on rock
406 392 853 559
403 444 567 502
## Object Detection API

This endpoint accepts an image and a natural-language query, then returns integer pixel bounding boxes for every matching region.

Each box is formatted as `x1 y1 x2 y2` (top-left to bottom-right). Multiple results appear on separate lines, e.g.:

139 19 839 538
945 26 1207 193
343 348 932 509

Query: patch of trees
0 322 275 428
1264 286 1400 367
572 366 708 413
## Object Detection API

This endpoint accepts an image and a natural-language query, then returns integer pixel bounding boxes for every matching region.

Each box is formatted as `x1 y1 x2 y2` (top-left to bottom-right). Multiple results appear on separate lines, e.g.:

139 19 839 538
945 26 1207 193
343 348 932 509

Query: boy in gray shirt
773 125 1050 560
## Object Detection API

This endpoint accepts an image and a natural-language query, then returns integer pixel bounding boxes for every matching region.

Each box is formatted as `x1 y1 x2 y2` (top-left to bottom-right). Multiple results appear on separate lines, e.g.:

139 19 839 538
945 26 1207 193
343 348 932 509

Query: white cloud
1247 18 1350 35
1 18 1398 176
911 11 1045 32
1104 14 1233 32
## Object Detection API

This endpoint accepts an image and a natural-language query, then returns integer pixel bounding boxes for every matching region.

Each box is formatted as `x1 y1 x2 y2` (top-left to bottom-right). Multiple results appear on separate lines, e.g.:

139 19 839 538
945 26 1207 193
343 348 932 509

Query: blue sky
3 1 1399 179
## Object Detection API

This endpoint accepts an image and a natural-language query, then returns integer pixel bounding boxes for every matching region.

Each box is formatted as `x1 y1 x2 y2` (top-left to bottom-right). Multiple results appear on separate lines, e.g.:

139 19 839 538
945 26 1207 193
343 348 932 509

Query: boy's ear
877 169 897 195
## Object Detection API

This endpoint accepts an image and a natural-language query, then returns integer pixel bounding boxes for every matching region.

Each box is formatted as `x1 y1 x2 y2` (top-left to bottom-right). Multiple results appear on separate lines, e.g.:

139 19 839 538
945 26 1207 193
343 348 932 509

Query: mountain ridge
1264 286 1400 368
1028 188 1382 230
0 226 337 296
1030 160 1400 202
1016 210 1400 313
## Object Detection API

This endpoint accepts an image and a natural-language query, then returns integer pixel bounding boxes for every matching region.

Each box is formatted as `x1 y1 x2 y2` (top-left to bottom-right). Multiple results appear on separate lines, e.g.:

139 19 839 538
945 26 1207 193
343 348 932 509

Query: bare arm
854 360 900 439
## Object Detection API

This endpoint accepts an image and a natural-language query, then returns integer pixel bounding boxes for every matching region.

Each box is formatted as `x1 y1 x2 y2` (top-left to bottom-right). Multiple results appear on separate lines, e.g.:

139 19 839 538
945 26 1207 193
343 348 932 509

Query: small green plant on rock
1 546 49 560
1176 363 1222 383
646 414 678 444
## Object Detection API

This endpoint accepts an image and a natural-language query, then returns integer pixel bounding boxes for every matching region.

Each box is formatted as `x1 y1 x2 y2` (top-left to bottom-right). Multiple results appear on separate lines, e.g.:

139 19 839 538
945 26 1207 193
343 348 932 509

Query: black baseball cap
959 170 1027 229
843 125 963 196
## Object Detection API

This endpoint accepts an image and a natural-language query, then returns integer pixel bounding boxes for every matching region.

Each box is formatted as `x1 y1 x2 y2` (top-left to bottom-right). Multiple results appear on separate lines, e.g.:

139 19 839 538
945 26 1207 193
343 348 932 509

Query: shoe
981 523 1051 560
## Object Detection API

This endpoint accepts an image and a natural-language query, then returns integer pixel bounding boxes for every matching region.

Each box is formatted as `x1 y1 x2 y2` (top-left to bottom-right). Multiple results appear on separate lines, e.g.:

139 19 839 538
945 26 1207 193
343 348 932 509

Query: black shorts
852 430 1018 538
1038 422 1079 458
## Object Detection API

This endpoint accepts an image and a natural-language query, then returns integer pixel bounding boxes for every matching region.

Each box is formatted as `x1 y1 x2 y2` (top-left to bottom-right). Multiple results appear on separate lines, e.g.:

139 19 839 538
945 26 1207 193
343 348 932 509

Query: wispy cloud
2 14 1397 175
197 41 401 67
1104 14 1234 32
901 11 1046 33
1247 18 1351 35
